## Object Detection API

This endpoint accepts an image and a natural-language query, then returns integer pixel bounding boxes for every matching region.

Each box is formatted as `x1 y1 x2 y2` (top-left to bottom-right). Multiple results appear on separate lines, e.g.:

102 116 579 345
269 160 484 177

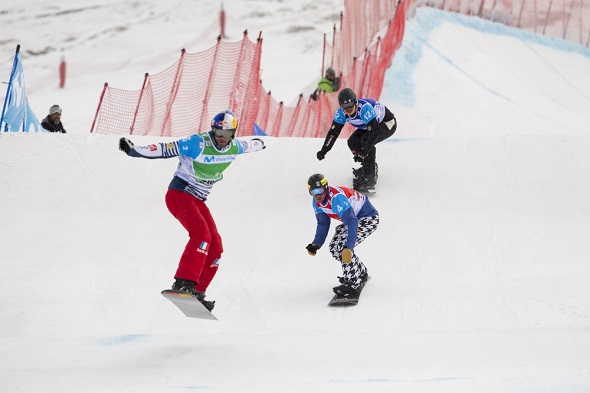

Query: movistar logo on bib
203 155 235 163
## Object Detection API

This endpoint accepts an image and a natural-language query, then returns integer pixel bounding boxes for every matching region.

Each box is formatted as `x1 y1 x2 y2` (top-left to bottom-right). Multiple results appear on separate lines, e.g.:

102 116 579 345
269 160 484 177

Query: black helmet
325 67 336 77
308 173 328 196
338 88 356 109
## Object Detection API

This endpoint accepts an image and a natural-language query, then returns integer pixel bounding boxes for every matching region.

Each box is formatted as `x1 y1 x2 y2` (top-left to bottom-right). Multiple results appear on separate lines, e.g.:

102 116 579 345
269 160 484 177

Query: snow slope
1 4 590 393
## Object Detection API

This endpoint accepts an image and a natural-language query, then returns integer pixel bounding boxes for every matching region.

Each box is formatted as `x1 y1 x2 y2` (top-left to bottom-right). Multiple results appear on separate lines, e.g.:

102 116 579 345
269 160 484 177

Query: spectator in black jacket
41 105 66 133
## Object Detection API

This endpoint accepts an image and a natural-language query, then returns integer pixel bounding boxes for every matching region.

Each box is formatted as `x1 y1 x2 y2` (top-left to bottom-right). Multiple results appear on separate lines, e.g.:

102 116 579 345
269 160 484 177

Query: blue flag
253 122 267 136
1 51 41 132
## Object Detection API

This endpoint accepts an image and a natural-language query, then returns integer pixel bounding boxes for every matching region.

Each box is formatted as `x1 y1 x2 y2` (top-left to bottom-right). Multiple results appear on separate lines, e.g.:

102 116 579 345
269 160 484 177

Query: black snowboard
354 185 376 196
328 276 369 306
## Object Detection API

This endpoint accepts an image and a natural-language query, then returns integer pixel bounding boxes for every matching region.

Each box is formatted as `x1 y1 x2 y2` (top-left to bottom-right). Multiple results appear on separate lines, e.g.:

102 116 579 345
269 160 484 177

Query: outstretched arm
237 137 266 154
119 137 180 159
317 121 344 160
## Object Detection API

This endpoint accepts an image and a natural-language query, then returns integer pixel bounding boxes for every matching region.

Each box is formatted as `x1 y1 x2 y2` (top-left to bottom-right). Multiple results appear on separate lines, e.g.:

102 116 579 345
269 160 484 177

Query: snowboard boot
172 278 198 295
353 175 377 190
172 278 216 312
360 271 370 285
333 277 360 297
353 163 378 180
353 163 378 190
198 296 215 312
352 166 364 180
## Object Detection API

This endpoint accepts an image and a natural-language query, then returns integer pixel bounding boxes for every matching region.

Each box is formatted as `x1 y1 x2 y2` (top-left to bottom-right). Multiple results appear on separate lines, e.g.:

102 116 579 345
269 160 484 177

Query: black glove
306 243 318 256
317 150 326 161
251 138 266 149
119 137 134 154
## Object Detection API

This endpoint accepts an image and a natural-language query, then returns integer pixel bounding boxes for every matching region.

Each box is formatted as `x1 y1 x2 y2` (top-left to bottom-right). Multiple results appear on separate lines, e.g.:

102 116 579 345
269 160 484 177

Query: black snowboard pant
347 117 397 179
328 215 380 288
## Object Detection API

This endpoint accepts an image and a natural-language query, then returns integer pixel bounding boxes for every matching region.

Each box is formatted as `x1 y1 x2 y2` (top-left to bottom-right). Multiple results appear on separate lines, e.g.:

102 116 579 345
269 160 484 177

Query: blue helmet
211 110 238 133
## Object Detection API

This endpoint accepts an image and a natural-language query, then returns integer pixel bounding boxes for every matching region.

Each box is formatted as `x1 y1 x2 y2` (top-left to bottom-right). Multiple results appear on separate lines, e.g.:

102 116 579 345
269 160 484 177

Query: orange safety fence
91 0 590 139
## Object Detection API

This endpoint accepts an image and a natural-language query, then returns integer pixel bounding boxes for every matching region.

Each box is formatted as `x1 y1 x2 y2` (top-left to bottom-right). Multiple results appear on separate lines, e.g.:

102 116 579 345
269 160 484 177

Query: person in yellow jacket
310 67 340 100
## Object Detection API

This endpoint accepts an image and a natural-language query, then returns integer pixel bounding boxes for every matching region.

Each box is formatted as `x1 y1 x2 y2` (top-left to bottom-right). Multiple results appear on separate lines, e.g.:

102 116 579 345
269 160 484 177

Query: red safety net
91 32 263 138
421 0 590 45
91 0 590 138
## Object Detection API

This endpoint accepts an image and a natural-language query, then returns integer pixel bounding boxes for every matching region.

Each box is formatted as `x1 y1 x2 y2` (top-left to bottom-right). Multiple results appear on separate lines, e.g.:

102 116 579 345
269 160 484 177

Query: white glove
251 138 266 149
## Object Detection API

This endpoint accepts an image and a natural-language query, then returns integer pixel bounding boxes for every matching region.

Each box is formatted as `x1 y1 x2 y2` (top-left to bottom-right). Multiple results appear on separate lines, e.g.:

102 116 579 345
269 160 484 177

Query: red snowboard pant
165 189 222 292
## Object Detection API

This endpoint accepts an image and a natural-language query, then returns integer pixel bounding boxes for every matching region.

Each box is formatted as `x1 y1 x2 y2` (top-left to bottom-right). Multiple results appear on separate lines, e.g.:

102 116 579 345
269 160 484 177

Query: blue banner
253 122 267 136
1 51 41 132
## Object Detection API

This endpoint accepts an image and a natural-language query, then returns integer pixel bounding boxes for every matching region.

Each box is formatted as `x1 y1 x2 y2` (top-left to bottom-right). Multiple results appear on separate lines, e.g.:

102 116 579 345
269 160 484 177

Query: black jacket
41 116 66 133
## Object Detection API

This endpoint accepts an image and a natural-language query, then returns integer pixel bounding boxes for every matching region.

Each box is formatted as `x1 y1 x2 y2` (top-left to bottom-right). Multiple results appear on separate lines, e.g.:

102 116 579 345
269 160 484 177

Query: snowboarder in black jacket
316 88 396 189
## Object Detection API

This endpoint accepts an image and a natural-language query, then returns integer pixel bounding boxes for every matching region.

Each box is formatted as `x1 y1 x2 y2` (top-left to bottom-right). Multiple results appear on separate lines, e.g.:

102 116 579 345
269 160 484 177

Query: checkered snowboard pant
328 215 380 287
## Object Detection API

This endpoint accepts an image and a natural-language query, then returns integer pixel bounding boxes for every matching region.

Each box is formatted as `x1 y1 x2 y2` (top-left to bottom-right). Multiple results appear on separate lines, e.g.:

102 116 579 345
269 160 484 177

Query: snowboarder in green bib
119 110 265 311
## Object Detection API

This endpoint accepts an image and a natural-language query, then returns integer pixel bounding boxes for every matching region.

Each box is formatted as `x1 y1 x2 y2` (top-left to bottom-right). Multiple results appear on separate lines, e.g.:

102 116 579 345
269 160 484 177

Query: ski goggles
309 187 325 196
213 129 235 138
340 101 356 110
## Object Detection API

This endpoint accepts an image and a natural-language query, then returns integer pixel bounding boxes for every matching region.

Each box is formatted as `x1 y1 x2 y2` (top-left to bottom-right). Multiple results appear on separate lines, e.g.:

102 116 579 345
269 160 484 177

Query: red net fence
91 33 263 138
422 0 590 45
91 0 590 139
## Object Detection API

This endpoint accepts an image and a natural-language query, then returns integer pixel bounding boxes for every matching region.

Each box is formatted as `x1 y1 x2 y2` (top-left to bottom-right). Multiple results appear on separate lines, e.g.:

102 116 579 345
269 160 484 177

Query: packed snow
1 2 590 392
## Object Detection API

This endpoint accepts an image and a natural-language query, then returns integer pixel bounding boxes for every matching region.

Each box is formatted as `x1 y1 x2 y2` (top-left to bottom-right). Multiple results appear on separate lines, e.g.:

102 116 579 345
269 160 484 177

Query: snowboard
161 289 218 320
328 276 369 306
352 178 376 195
354 184 376 196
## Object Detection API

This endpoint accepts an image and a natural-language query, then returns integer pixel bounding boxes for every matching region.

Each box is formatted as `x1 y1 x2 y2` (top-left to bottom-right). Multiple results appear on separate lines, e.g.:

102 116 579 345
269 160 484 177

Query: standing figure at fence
118 110 265 311
305 173 379 300
310 67 340 100
315 88 397 192
41 104 66 133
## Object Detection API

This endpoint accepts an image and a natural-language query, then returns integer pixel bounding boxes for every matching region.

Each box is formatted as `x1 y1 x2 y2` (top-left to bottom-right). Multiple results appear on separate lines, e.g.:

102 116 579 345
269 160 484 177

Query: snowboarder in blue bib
305 173 380 299
316 88 397 190
119 110 265 311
